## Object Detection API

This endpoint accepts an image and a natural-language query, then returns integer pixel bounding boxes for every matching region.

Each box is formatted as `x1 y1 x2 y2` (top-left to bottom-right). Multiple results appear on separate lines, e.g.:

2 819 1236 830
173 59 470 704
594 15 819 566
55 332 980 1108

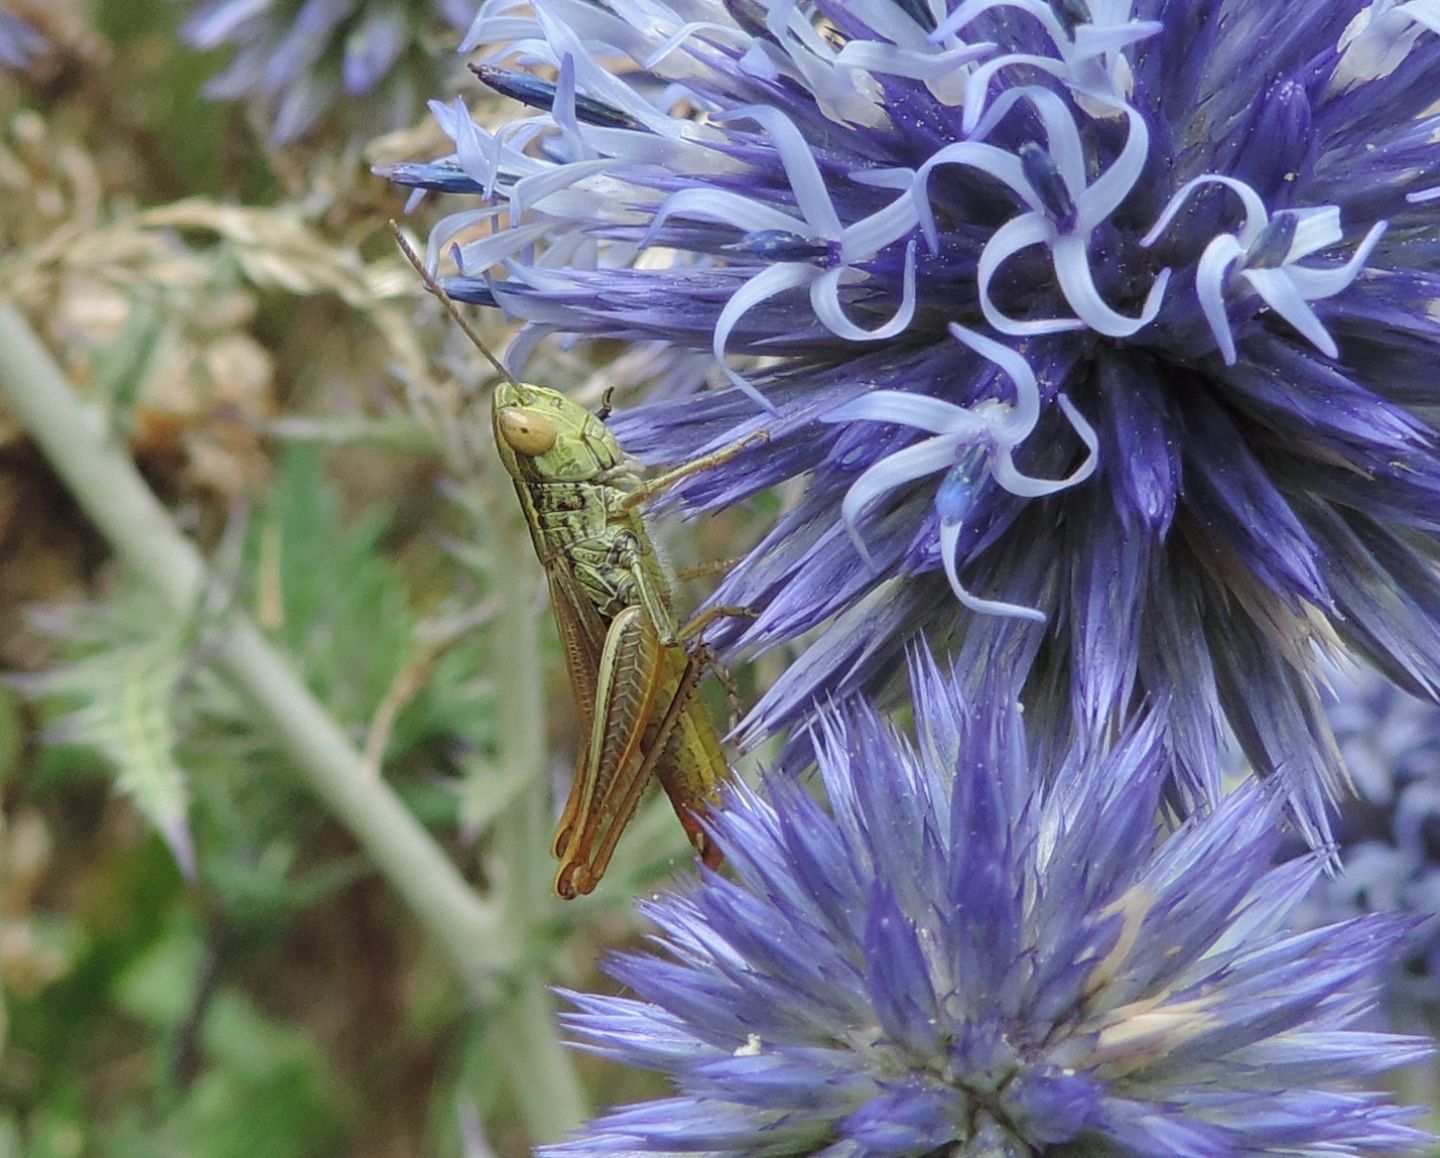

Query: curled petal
811 240 918 341
939 516 1047 622
850 167 916 191
1195 233 1246 364
427 204 505 269
1071 20 1164 59
825 390 989 436
832 38 992 80
839 192 920 263
643 188 809 247
716 105 843 237
979 214 1089 336
452 219 553 274
933 0 1064 48
962 54 1068 135
713 264 817 412
1239 268 1340 359
1074 104 1150 233
970 85 1088 194
1141 175 1268 249
642 21 739 68
913 141 1030 252
509 159 612 222
840 437 966 568
1051 234 1172 337
991 394 1100 498
550 55 590 160
1282 221 1388 297
947 322 1041 435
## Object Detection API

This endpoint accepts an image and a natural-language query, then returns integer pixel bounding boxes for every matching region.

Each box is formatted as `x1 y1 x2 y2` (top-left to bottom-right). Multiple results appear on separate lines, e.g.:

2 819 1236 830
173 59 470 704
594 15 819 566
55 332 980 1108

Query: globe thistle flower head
1301 665 1440 1023
548 650 1431 1157
182 0 474 145
0 9 48 71
387 0 1440 832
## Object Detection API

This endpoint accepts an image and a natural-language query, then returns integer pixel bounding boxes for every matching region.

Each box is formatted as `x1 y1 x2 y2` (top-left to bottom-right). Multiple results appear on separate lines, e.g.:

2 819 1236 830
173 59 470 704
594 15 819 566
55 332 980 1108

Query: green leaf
248 447 414 729
21 586 195 876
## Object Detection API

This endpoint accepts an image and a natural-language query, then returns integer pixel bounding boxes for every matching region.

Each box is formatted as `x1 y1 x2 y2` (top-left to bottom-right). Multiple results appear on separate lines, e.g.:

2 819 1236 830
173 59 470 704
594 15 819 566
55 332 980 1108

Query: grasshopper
392 226 759 897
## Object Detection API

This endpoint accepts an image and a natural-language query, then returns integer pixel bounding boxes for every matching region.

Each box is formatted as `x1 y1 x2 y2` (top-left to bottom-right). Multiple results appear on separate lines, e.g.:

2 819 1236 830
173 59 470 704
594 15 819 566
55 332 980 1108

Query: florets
387 0 1440 832
548 651 1431 1157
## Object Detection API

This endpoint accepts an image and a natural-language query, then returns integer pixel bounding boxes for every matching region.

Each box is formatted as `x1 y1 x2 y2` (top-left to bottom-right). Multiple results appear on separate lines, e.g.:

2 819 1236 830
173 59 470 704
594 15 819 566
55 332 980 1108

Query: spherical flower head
387 1 1440 837
0 10 48 72
181 0 474 146
549 649 1430 1157
1299 665 1440 1022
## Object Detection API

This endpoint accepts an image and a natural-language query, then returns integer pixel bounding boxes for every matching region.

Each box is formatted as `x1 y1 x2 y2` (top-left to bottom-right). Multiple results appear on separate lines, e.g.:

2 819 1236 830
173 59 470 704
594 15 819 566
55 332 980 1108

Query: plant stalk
0 303 512 995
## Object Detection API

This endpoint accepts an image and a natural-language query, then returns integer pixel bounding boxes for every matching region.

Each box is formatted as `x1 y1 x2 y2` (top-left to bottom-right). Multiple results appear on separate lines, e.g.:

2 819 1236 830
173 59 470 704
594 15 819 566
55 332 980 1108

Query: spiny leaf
21 587 196 877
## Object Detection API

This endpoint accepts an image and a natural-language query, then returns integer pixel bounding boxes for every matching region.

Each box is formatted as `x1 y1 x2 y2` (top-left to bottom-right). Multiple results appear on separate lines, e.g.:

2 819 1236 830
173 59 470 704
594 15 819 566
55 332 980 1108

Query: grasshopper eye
497 407 558 456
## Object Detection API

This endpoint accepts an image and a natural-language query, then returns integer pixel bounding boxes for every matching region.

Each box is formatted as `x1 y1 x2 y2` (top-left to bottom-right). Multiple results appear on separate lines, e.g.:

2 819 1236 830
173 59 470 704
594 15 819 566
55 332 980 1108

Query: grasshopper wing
553 604 668 898
543 558 608 738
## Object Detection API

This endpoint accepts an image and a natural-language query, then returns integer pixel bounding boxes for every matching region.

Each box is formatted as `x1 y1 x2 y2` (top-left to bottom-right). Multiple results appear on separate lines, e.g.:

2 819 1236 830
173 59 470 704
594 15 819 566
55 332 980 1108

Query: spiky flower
0 10 48 71
547 649 1429 1157
181 0 473 145
1295 664 1440 1024
386 0 1440 833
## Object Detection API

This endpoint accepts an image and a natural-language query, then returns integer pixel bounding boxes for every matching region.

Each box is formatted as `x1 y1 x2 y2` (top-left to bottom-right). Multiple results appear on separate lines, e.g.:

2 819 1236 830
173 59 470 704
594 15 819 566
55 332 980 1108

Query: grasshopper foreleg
621 430 769 511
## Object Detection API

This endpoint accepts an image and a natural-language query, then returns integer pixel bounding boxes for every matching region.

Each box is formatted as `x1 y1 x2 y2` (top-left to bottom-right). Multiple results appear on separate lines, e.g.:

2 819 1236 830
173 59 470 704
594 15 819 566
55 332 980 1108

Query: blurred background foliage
0 1 767 1153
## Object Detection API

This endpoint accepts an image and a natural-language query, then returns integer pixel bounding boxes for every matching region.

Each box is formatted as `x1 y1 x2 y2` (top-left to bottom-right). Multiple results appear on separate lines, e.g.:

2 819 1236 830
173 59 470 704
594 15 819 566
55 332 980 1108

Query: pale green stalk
480 447 589 1138
0 304 512 993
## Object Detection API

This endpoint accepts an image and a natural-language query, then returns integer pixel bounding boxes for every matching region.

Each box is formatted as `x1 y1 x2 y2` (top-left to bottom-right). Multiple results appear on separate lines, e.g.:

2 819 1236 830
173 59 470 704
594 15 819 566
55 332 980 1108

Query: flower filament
824 324 1097 622
1142 175 1387 365
932 0 1162 129
642 104 920 412
1332 0 1440 87
913 86 1171 338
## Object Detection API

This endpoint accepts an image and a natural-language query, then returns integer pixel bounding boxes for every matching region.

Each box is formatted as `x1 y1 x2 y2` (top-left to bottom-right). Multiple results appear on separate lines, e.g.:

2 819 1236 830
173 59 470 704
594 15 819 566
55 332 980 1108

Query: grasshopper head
492 382 624 482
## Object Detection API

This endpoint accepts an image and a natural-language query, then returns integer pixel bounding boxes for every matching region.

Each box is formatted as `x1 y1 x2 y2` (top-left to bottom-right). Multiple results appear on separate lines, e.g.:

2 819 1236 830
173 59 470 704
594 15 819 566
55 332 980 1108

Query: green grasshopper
392 227 759 897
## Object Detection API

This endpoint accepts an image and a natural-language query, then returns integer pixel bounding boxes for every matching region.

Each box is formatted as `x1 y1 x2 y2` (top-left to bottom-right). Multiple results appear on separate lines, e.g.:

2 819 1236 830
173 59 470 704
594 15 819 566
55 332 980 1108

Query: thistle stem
0 303 513 994
481 447 589 1135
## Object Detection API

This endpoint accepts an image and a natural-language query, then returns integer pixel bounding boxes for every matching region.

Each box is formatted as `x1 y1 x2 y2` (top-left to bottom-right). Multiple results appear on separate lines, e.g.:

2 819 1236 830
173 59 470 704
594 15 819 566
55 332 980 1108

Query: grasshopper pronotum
392 226 760 897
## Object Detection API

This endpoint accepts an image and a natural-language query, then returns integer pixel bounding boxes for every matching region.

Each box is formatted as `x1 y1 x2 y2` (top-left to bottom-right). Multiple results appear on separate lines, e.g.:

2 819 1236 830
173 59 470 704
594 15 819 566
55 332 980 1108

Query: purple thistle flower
1296 664 1440 1024
546 649 1431 1157
0 10 48 71
181 0 474 145
385 1 1440 835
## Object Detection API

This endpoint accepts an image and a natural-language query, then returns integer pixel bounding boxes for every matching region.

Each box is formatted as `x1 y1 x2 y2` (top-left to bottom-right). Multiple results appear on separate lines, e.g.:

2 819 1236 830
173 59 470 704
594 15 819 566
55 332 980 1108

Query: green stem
495 969 589 1143
484 453 589 1136
0 303 513 993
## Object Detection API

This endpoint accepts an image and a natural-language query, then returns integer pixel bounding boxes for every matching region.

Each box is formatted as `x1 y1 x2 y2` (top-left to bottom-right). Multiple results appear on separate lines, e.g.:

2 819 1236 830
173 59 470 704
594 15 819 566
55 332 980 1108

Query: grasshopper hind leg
552 605 666 898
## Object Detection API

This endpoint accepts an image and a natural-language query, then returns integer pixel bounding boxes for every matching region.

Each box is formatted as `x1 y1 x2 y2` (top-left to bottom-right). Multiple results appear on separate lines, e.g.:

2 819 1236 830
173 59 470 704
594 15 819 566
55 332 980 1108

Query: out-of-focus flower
181 0 474 146
0 10 48 71
385 1 1440 834
546 649 1430 1157
1300 665 1440 1024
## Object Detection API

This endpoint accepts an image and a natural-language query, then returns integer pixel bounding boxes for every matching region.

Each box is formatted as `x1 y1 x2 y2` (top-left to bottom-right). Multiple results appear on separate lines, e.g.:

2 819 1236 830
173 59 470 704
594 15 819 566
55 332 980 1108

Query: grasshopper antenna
388 220 522 389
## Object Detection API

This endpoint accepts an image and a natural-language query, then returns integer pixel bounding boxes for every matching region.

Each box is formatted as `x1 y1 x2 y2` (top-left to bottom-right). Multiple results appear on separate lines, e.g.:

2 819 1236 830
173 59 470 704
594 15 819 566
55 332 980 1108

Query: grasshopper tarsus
676 604 760 646
596 386 615 422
